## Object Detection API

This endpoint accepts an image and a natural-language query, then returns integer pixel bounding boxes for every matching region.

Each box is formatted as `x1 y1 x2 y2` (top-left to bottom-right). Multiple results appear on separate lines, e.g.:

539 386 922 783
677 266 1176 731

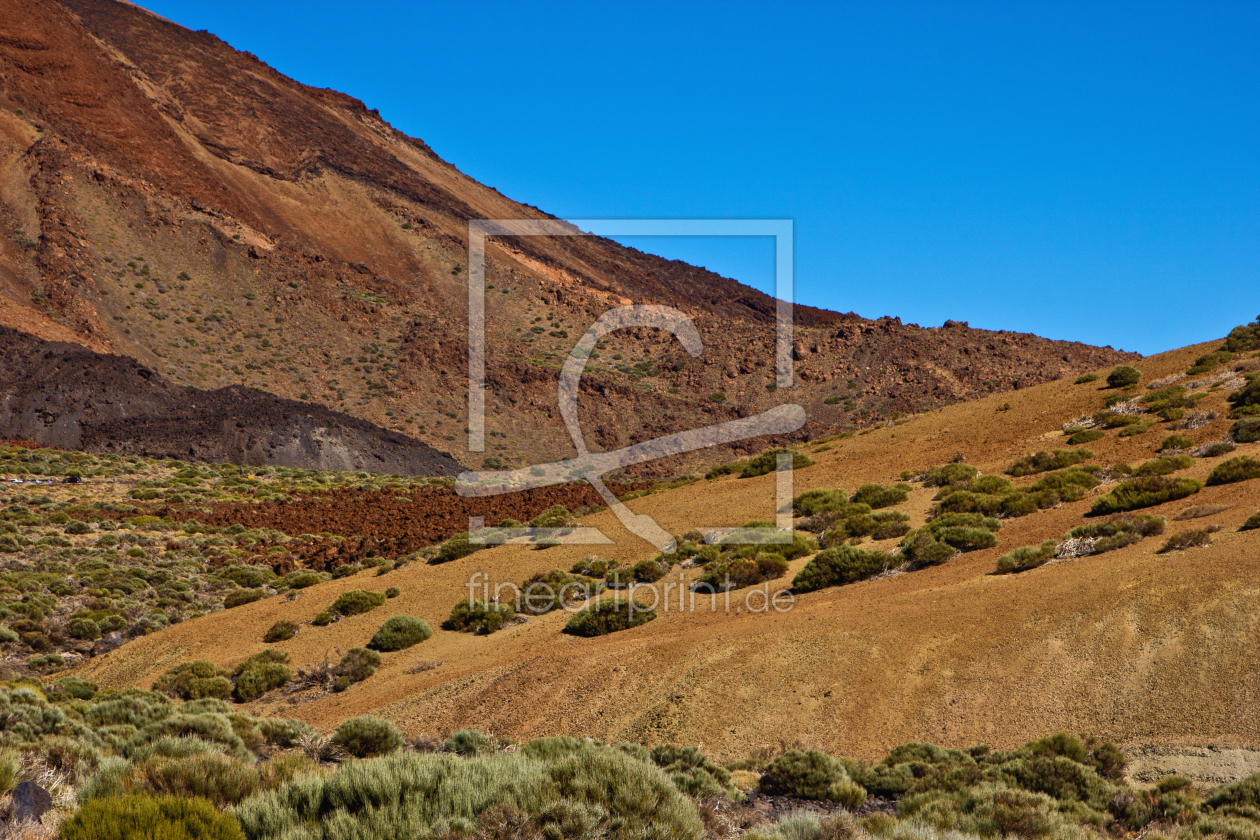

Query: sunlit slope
77 339 1260 760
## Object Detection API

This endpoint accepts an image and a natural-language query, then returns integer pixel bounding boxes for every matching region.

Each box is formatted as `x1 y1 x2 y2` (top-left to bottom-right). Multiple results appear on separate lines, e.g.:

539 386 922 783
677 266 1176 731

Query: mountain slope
77 340 1260 759
0 0 1134 471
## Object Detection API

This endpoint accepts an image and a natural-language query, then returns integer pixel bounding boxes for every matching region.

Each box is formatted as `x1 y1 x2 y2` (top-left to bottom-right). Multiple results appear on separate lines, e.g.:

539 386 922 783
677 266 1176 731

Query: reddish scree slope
0 0 1136 472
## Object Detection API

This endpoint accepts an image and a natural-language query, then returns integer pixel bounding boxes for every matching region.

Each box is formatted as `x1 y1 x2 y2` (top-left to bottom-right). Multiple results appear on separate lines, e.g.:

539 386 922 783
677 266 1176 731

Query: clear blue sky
139 0 1259 355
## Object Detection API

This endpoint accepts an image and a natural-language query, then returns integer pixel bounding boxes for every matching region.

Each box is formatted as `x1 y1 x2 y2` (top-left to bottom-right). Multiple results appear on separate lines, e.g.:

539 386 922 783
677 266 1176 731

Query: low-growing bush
1159 529 1215 553
1090 476 1203 516
762 749 865 807
444 729 492 756
224 589 266 609
1160 434 1195 452
1008 449 1093 477
62 794 245 840
330 589 387 616
792 546 891 592
232 650 291 702
1134 454 1194 477
1206 457 1260 486
335 648 381 686
741 448 814 478
519 569 605 611
331 715 403 758
571 556 618 578
1227 375 1260 416
995 540 1057 574
285 571 323 589
1107 365 1141 388
696 553 790 592
1067 429 1106 445
263 621 297 643
1074 373 1100 384
1232 417 1260 443
850 482 910 509
442 599 516 634
923 463 978 487
562 598 656 637
429 532 484 565
154 661 233 701
368 615 432 652
1242 512 1260 531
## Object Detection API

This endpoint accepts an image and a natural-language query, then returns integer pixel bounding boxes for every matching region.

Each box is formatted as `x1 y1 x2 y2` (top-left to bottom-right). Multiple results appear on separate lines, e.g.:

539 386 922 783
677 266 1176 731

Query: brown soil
0 325 462 475
0 0 1135 474
78 341 1260 762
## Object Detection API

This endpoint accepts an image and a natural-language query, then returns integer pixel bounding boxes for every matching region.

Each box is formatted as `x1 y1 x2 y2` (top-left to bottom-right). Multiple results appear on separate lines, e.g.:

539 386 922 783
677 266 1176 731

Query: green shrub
263 621 297 643
994 540 1057 574
221 565 277 589
65 519 92 535
57 675 99 700
649 744 739 799
444 729 492 756
311 611 333 626
740 448 814 478
1159 529 1213 553
330 589 386 616
696 554 790 592
62 794 245 840
1206 770 1260 819
923 463 978 487
430 532 484 564
331 715 403 758
443 599 516 634
1008 449 1092 477
1160 434 1195 451
0 627 17 644
1222 315 1260 353
223 589 265 609
1187 350 1237 374
1119 421 1155 437
792 546 891 592
1074 373 1100 384
1090 476 1203 515
286 572 322 589
232 650 291 702
562 598 656 637
763 749 864 804
1227 375 1260 415
1107 366 1141 388
1207 457 1260 486
1134 455 1194 477
518 568 606 611
1067 429 1106 445
154 661 233 701
571 556 619 577
1067 514 1166 555
67 616 103 640
1241 512 1260 532
368 615 432 652
850 483 910 509
385 586 400 598
1232 418 1260 443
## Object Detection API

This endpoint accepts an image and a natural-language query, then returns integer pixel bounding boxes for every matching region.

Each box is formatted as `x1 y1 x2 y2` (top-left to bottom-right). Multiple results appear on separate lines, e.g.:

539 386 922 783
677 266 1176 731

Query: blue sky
140 0 1258 355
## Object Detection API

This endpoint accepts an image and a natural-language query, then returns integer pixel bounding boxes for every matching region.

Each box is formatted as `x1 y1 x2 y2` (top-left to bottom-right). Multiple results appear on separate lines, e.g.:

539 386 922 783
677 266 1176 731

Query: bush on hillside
62 795 244 840
335 648 381 687
1241 512 1260 532
367 615 432 652
154 661 232 701
331 716 403 758
1134 455 1194 477
762 749 866 807
792 546 891 592
571 556 619 578
1228 375 1260 416
429 532 484 565
263 621 297 643
1187 350 1237 375
1074 373 1100 384
994 540 1057 574
740 448 814 478
1159 434 1195 452
330 589 386 616
1008 449 1093 477
1066 514 1166 555
1207 457 1260 486
223 589 266 609
518 569 605 612
923 463 978 488
1090 476 1203 516
1222 315 1260 353
1232 418 1260 443
1107 366 1141 388
562 598 656 637
1159 530 1214 553
232 650 292 702
442 599 516 634
285 571 323 589
1067 429 1106 445
696 553 790 592
792 488 850 516
850 482 910 509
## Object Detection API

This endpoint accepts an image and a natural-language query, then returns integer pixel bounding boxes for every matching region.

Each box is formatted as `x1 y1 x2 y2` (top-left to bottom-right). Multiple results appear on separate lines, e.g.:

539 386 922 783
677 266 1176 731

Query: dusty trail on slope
78 341 1260 762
